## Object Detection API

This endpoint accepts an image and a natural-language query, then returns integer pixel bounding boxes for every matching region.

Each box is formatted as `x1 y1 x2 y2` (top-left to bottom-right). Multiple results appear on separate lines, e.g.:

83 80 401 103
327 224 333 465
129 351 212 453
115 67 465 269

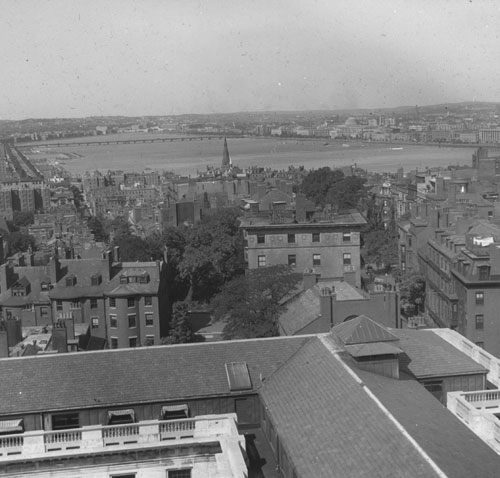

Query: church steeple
221 137 232 170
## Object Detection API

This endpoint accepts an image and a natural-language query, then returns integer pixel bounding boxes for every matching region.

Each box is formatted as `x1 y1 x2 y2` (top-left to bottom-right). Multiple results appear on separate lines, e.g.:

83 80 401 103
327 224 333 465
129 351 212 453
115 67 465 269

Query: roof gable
332 315 399 345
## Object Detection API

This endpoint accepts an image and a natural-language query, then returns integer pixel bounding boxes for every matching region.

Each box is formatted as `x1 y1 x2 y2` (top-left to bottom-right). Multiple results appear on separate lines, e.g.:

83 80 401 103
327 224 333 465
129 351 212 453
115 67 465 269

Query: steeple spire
221 137 231 170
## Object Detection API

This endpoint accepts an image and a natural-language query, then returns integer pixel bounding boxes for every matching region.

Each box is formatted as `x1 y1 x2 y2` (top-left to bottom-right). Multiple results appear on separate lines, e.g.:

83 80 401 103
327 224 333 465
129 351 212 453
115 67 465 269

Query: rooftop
260 336 443 478
0 335 311 416
390 328 487 379
239 209 367 228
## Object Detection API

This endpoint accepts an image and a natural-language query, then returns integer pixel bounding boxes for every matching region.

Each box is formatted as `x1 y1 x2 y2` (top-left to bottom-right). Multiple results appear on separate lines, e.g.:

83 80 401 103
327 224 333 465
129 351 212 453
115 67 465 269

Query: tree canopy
210 265 302 340
399 273 426 317
178 208 244 301
300 167 366 210
161 302 193 345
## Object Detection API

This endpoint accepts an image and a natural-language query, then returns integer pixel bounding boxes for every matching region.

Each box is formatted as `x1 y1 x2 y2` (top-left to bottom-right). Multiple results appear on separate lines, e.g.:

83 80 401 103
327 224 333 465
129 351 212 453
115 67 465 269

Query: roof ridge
319 336 448 478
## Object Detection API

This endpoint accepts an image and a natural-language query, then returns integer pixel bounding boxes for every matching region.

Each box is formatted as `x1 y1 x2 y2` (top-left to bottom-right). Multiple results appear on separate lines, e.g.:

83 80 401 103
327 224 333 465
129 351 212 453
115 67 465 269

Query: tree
161 302 193 344
300 167 344 206
113 234 150 262
399 273 426 317
9 232 36 255
178 209 244 302
88 216 108 242
210 265 302 340
325 175 366 210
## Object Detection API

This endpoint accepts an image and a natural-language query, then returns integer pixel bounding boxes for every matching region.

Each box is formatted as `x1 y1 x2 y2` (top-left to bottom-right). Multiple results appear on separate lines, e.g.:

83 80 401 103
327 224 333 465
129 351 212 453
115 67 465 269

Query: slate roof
390 329 487 379
279 280 365 335
356 368 500 478
259 337 440 478
0 335 311 416
332 314 399 345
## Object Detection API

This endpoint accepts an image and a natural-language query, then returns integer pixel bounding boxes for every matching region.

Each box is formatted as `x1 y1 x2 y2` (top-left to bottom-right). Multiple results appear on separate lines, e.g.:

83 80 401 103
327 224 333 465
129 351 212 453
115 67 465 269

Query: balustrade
0 415 235 461
44 429 82 451
0 435 24 456
160 418 196 440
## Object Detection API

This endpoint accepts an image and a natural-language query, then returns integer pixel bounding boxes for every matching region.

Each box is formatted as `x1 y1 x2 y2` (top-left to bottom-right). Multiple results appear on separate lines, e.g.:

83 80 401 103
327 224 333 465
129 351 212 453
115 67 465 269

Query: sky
1 0 500 119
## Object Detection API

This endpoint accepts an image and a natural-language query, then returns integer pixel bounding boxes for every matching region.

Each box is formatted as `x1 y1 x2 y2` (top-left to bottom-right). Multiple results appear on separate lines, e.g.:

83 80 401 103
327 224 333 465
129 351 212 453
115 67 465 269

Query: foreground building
0 323 498 477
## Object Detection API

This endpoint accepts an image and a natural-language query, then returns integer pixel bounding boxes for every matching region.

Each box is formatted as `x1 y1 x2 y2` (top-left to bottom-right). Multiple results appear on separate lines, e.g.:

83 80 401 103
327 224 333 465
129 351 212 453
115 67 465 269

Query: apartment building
0 248 168 351
240 204 366 286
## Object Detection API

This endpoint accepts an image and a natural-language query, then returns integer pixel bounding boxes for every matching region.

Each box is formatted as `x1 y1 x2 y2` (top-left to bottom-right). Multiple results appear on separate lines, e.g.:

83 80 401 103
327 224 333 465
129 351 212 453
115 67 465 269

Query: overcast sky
1 0 499 119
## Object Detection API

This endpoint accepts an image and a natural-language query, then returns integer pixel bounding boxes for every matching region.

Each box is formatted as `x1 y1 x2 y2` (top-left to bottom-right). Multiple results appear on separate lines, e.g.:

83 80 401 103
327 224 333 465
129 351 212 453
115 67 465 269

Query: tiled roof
279 281 365 335
356 367 500 478
259 337 440 478
332 315 399 345
0 335 311 416
390 329 487 378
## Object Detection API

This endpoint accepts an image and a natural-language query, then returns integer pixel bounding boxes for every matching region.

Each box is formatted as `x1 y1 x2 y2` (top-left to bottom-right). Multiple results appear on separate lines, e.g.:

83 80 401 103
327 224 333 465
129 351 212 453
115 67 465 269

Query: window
313 254 321 266
145 296 153 306
479 266 490 281
162 404 189 420
90 298 98 309
127 297 135 308
91 273 102 286
129 337 137 348
167 470 191 478
110 474 136 478
288 254 296 266
476 291 484 305
52 412 79 430
257 234 265 244
312 232 320 243
401 245 406 255
91 317 99 329
146 313 154 326
128 315 137 328
109 297 116 308
145 335 155 346
343 232 351 243
70 300 80 309
401 261 406 271
343 253 351 265
475 315 484 330
41 307 48 317
258 255 266 268
110 337 118 349
56 300 63 311
287 233 295 244
110 315 117 328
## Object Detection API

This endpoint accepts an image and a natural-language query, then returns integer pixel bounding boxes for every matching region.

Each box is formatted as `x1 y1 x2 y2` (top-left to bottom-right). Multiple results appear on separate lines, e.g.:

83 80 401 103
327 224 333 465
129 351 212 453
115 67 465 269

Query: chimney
0 324 8 358
113 245 120 262
52 321 68 353
302 269 319 290
5 317 22 346
319 287 335 327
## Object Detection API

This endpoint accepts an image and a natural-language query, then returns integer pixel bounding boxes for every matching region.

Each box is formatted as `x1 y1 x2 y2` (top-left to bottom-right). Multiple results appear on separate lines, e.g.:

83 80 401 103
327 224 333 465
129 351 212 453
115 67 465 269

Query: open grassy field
23 134 474 176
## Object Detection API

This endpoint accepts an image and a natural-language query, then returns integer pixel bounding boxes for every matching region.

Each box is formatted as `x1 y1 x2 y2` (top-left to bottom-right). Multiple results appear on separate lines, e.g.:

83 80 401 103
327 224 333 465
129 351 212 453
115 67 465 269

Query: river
30 135 475 176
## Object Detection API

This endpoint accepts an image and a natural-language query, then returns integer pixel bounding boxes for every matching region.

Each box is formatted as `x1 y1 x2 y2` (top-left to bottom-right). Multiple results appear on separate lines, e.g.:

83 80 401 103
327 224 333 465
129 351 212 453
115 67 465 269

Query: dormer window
479 265 490 281
65 275 76 287
11 277 30 297
91 273 102 286
120 274 128 284
138 272 150 284
41 280 51 291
